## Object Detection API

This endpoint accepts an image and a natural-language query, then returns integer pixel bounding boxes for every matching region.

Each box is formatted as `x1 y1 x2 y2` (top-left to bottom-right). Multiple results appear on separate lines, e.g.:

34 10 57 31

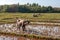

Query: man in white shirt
16 17 30 31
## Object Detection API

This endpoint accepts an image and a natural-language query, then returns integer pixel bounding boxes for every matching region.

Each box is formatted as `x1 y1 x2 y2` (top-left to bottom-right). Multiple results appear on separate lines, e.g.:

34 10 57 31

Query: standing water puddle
0 24 60 39
0 35 18 40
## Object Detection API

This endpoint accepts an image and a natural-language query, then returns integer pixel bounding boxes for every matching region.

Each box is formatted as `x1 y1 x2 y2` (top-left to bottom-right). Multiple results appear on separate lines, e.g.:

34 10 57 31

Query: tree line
0 3 60 13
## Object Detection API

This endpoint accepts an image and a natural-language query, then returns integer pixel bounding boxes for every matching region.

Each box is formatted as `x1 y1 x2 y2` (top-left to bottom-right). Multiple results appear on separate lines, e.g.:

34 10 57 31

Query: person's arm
21 20 25 27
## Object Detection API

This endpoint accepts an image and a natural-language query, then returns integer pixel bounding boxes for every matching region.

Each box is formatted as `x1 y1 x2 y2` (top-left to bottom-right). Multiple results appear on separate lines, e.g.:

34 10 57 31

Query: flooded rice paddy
0 35 18 40
0 24 60 40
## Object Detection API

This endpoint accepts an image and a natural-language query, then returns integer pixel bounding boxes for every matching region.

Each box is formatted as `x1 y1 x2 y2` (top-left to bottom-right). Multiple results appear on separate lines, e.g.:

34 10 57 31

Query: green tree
47 6 53 12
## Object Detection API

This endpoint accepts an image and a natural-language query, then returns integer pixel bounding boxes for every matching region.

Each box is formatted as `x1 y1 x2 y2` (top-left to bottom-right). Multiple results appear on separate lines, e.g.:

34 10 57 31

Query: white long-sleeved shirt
16 19 24 26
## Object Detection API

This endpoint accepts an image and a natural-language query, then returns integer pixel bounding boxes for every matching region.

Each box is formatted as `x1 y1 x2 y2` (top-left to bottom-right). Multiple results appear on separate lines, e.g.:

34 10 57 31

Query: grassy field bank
0 13 60 24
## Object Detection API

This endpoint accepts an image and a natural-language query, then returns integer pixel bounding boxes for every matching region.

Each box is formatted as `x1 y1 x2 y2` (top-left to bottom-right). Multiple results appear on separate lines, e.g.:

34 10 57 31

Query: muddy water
0 35 38 40
0 35 18 40
0 24 60 39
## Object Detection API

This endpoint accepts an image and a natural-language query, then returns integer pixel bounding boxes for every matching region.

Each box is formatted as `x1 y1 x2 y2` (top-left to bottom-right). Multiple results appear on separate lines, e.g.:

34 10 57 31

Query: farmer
16 17 30 31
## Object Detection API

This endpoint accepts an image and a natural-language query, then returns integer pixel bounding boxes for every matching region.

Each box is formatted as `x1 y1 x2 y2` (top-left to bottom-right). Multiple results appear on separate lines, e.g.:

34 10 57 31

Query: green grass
0 13 60 24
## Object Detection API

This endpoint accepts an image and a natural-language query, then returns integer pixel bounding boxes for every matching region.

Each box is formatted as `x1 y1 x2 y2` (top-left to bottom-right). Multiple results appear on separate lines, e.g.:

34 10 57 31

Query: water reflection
26 25 60 37
0 24 60 37
0 35 18 40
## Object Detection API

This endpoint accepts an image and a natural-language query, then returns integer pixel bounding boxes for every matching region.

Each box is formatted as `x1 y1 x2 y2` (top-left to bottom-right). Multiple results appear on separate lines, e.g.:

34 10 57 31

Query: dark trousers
17 24 26 31
17 24 21 30
22 25 25 31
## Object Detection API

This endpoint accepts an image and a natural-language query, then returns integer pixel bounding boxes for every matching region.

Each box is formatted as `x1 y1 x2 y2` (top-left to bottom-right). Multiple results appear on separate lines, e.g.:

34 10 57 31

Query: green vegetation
0 13 60 24
0 3 60 13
